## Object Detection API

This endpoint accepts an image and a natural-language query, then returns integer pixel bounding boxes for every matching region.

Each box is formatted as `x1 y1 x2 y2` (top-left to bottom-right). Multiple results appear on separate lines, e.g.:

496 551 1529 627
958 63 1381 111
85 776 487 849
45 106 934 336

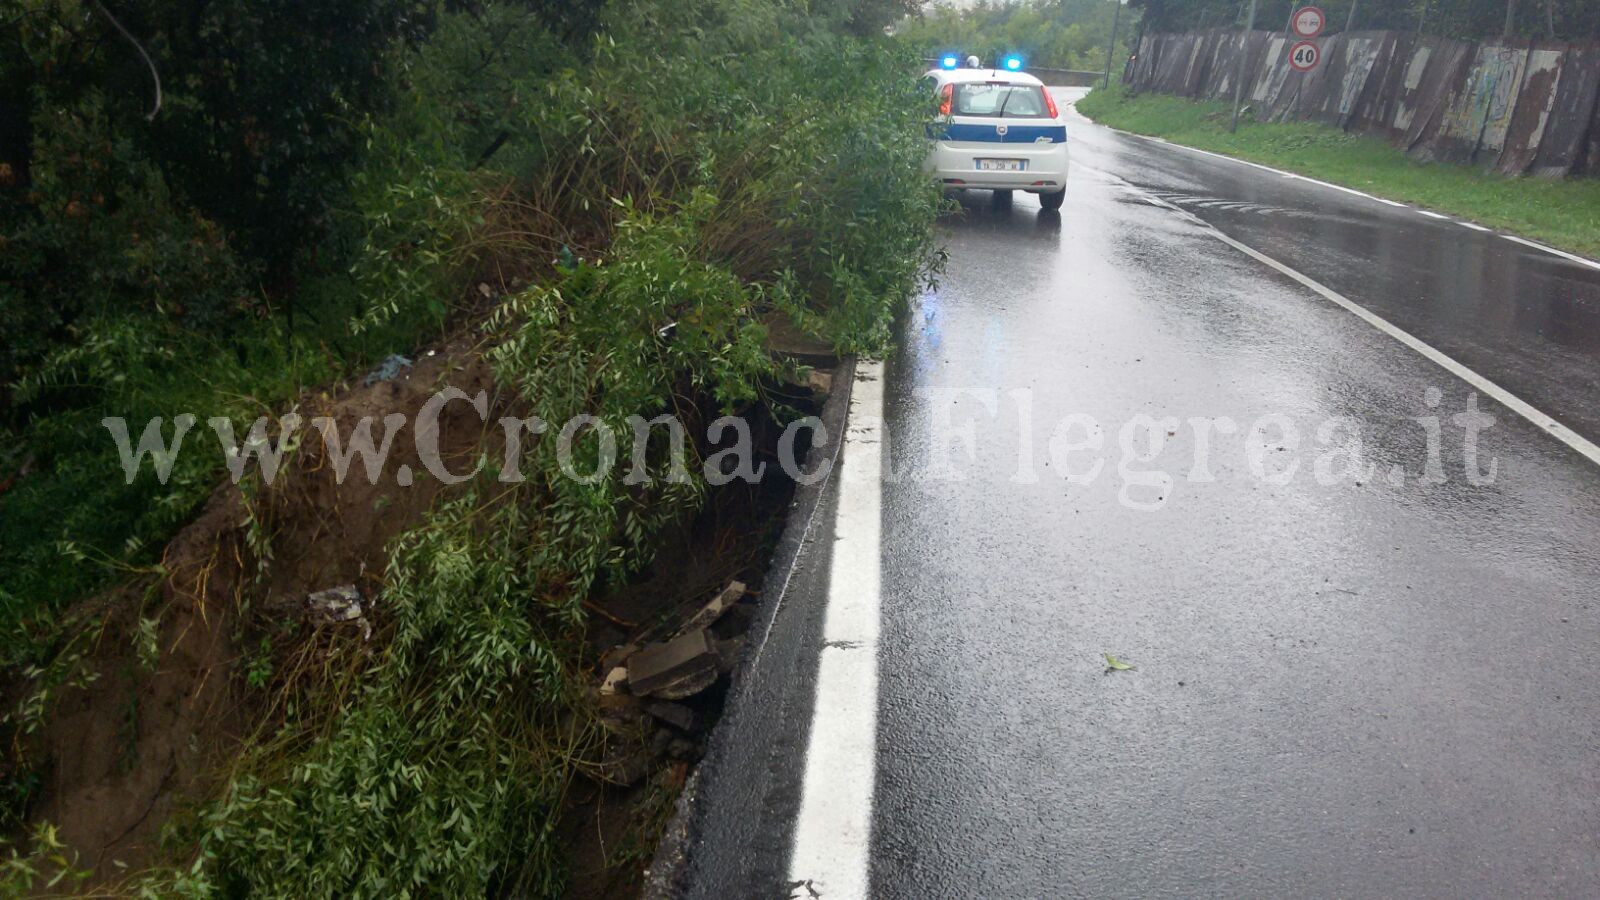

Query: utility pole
1104 0 1124 89
1346 0 1359 32
1504 0 1516 38
1230 0 1260 133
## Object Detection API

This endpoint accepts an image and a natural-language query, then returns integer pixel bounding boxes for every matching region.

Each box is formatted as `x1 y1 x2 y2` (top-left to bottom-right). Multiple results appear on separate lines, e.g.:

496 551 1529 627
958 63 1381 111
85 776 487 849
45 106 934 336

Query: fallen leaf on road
1103 653 1135 671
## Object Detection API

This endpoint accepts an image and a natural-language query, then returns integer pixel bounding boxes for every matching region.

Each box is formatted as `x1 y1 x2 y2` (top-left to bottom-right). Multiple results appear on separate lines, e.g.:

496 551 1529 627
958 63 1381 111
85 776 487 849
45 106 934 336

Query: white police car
924 55 1068 210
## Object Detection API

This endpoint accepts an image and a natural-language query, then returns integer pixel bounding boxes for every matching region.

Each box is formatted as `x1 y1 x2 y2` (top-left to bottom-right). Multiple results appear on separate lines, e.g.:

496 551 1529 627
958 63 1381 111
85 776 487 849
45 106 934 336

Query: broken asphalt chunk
677 581 746 638
628 630 719 699
646 700 697 733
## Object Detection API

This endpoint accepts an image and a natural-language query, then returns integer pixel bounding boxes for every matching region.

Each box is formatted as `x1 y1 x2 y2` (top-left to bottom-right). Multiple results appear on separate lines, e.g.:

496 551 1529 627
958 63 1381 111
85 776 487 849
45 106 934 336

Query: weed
244 637 274 691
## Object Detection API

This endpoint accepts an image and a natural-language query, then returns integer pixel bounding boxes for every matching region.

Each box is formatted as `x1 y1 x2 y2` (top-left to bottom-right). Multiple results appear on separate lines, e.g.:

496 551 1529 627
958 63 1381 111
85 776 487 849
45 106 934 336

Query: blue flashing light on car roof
941 55 959 70
1003 55 1023 71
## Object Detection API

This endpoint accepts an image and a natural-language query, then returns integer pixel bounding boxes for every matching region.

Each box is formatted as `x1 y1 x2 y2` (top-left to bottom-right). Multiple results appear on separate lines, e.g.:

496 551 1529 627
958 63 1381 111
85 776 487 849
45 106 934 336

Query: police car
924 55 1068 210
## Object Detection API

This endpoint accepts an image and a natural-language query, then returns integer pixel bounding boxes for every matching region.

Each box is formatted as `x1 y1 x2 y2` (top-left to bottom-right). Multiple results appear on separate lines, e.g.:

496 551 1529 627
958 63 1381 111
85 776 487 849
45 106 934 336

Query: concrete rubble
676 581 745 638
628 630 719 700
306 584 371 641
592 580 751 786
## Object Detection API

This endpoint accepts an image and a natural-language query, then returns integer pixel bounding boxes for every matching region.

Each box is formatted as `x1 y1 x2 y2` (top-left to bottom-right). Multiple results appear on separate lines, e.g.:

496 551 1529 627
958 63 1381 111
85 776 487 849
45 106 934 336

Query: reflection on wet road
869 91 1600 896
680 88 1600 900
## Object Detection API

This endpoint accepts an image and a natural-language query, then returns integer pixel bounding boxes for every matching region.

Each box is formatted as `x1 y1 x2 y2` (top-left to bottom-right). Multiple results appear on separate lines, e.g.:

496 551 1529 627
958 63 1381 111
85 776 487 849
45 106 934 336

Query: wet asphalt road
681 89 1600 897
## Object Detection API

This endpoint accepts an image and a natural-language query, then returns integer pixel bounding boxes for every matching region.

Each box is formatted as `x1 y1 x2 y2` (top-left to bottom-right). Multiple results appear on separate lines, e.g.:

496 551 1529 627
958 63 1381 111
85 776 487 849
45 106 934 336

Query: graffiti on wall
1128 29 1600 177
1438 44 1527 161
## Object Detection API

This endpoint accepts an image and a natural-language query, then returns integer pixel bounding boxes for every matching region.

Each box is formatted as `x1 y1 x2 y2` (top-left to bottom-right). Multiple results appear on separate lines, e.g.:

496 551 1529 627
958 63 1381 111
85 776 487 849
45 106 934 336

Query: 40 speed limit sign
1289 40 1321 72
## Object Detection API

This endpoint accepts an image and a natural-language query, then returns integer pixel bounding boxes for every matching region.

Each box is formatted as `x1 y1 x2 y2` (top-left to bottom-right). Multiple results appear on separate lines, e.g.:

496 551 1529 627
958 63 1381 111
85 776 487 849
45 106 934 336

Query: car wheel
991 189 1014 206
1039 189 1065 211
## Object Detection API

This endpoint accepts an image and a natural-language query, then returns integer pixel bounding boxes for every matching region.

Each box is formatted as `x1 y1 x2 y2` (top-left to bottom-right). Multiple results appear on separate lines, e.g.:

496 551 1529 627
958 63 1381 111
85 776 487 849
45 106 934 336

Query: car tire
991 189 1014 206
1039 189 1065 211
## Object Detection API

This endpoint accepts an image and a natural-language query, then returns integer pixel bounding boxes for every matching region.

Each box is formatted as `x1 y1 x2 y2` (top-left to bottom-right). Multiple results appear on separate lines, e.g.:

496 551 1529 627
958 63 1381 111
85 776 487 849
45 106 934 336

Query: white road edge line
1457 220 1492 232
1137 191 1600 468
1106 123 1415 207
1069 98 1600 271
788 359 885 898
1280 171 1407 206
1502 234 1600 272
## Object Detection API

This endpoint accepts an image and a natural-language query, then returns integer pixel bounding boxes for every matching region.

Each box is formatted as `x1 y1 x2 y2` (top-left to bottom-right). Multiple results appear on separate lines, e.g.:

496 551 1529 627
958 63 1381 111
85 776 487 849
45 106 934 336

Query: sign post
1228 0 1261 133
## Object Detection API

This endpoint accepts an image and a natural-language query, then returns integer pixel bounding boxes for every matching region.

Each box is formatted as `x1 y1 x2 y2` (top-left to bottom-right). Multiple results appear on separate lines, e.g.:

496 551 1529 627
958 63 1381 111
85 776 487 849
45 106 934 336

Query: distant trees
899 0 1137 71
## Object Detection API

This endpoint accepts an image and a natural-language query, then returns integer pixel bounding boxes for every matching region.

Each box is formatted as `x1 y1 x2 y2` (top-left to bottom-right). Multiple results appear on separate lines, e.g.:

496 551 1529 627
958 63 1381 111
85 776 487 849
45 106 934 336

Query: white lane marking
1109 128 1417 207
1078 113 1600 267
1502 235 1600 272
1135 190 1600 468
789 360 885 898
1137 135 1283 174
1138 130 1600 270
1280 172 1407 206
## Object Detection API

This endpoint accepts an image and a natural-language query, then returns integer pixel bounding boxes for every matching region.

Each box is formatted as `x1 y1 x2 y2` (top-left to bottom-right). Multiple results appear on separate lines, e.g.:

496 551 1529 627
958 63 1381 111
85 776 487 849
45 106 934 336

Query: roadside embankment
0 0 939 894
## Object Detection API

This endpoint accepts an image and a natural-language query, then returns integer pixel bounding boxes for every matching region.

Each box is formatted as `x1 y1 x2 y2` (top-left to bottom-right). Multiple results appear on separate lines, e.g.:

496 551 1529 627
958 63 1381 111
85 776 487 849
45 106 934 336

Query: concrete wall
1124 29 1600 176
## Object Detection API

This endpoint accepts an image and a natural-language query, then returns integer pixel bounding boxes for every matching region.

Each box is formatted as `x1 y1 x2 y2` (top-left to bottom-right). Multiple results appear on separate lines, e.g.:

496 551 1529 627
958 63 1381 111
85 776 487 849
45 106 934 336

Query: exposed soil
7 330 830 895
18 341 502 882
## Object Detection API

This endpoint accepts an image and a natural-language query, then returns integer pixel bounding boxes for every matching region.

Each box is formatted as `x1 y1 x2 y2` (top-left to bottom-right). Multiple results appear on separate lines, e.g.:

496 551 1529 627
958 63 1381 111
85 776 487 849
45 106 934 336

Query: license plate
977 159 1025 172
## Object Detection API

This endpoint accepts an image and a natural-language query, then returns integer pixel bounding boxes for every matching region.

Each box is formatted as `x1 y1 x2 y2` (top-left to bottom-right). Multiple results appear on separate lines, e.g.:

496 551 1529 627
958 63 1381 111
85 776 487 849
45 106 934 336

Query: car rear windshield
953 83 1051 118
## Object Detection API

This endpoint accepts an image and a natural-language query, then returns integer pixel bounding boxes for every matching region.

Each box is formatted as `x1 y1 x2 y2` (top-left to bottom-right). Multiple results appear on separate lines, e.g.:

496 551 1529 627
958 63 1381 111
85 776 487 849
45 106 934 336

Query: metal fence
1124 29 1600 176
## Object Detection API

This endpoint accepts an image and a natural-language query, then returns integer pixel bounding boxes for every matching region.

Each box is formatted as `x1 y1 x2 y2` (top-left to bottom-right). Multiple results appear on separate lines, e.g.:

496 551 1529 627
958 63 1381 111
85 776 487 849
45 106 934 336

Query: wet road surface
680 89 1600 898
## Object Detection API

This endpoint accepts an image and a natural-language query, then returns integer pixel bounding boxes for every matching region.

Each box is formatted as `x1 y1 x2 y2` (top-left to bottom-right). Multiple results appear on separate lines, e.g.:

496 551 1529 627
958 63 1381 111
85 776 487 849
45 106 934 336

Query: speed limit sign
1292 6 1326 38
1289 40 1321 72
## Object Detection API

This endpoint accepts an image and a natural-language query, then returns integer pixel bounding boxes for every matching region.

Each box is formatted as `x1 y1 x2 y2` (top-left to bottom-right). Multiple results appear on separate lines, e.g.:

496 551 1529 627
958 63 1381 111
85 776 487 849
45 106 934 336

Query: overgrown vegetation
1077 85 1600 259
899 0 1136 71
1 0 938 893
0 0 486 650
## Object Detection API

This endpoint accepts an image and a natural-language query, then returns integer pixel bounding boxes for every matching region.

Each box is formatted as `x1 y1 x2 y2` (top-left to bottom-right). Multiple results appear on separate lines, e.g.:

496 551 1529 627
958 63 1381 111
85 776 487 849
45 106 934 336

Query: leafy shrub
351 0 940 350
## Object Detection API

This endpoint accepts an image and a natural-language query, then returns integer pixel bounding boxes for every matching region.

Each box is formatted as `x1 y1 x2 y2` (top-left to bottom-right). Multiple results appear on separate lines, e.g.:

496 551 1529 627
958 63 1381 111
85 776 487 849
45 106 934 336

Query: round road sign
1289 40 1321 72
1292 6 1326 38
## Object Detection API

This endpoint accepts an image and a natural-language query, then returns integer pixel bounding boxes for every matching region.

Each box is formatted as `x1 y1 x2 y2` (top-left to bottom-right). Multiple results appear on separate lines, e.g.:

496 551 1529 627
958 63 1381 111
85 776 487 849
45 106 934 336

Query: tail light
1043 89 1059 119
939 83 953 116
